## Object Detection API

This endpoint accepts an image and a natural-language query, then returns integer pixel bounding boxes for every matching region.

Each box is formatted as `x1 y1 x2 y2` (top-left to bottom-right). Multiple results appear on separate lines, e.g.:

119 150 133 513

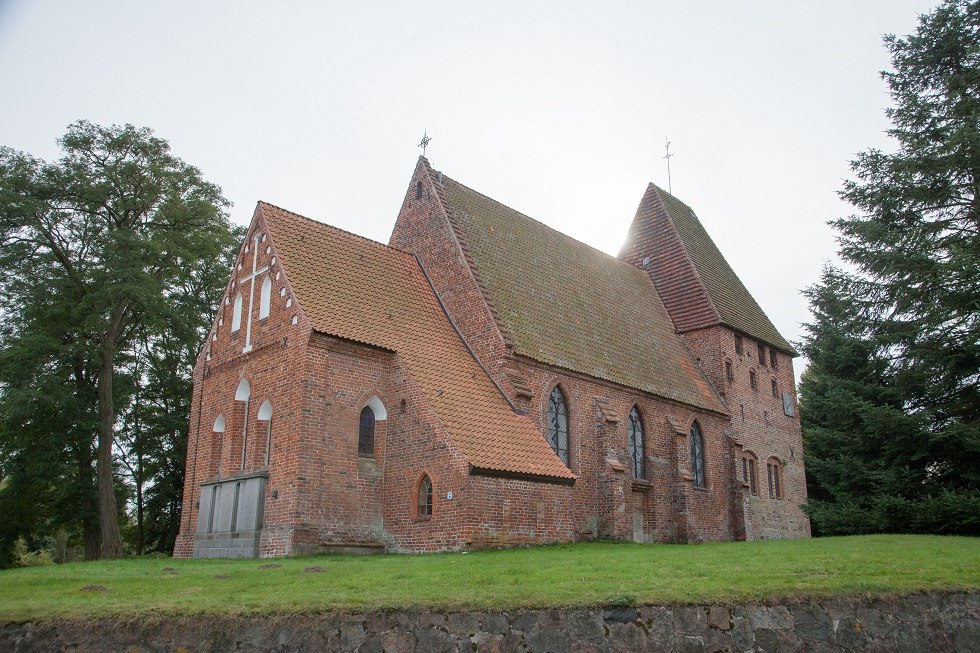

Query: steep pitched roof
258 202 575 482
422 165 726 415
622 184 798 356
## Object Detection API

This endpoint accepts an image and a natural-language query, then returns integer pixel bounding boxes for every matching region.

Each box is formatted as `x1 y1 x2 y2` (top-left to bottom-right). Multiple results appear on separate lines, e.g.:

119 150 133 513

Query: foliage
11 538 54 568
0 536 977 620
0 121 240 562
800 0 980 535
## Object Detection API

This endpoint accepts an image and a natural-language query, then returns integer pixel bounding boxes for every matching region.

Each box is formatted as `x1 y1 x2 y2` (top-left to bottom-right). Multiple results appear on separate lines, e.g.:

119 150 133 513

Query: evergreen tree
0 122 239 560
801 0 980 535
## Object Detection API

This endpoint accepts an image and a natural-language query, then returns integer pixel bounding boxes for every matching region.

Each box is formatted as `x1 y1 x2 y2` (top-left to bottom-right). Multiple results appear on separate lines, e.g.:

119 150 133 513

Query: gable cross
240 234 269 353
418 130 431 157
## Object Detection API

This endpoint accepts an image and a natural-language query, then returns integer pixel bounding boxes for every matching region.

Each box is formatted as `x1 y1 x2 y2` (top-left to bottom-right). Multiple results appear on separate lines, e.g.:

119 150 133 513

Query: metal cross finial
663 137 674 194
418 130 432 157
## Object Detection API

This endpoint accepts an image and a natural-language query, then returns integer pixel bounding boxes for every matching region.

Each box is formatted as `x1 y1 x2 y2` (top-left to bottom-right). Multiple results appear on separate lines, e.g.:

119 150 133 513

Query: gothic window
417 474 433 517
235 378 251 471
771 377 778 398
734 334 743 355
741 452 758 495
259 276 272 319
769 349 778 368
358 406 375 457
758 342 766 366
767 457 783 499
627 406 645 480
257 400 273 466
690 421 706 488
415 181 423 199
725 359 734 383
547 386 570 466
749 369 758 391
232 292 243 332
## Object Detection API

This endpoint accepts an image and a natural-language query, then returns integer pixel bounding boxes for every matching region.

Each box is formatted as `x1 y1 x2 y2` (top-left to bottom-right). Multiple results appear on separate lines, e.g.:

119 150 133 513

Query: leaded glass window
358 406 375 457
627 406 645 479
690 421 706 488
418 474 433 516
547 386 570 466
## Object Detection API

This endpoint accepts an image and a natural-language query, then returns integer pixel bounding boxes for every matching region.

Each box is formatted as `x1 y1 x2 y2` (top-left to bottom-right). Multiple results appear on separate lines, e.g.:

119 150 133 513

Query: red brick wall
682 326 810 539
175 213 312 557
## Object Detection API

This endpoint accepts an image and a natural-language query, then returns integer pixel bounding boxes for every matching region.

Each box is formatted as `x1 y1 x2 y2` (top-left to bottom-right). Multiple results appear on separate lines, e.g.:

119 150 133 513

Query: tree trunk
77 445 100 560
135 455 144 556
97 346 124 559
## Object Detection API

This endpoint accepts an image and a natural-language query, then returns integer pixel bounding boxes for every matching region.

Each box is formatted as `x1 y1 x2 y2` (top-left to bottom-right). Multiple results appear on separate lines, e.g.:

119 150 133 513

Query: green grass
0 535 977 622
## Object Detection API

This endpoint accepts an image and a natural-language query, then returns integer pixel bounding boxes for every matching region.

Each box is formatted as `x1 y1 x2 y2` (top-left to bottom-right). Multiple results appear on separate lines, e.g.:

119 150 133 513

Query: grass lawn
0 535 977 622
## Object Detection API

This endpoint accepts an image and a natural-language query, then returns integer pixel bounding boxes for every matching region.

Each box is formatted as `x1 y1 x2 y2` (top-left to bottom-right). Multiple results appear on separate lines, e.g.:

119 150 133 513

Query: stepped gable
258 202 575 482
429 173 726 415
622 183 797 355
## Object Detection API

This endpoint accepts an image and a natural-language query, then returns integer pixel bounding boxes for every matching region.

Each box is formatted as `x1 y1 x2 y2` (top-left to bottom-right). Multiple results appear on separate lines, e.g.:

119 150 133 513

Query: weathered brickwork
176 159 808 558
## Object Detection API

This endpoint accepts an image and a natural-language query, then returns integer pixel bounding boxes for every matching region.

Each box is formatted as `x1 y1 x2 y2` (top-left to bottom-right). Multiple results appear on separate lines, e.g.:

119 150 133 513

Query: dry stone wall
2 593 977 652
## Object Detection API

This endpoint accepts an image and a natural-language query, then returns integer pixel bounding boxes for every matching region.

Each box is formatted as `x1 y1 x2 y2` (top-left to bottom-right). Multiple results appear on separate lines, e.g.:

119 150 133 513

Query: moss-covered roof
434 174 726 414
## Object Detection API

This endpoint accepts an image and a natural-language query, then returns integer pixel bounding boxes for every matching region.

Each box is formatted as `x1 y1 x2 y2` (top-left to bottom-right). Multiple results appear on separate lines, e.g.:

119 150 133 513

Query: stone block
707 606 731 630
673 606 707 635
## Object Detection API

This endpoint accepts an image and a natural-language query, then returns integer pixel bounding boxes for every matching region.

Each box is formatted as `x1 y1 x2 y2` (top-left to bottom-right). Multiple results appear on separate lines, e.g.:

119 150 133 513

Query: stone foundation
2 593 977 652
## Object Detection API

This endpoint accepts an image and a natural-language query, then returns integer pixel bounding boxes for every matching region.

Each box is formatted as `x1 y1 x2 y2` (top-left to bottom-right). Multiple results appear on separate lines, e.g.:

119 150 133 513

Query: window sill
413 515 432 523
631 479 651 492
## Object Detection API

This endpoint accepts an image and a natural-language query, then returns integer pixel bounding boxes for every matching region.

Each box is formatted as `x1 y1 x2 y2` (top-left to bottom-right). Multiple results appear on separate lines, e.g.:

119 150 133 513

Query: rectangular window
750 370 758 390
758 343 766 366
767 463 783 499
771 378 778 397
734 335 743 355
770 349 778 368
725 360 734 382
741 457 758 494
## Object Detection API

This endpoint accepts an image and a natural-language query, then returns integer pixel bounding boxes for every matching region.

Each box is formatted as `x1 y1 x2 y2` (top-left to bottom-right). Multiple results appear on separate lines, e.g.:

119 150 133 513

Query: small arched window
749 369 758 391
771 377 778 398
627 406 645 479
547 386 570 466
417 474 433 517
231 292 243 332
741 451 758 495
358 406 375 457
690 421 706 488
212 414 226 433
767 457 783 499
725 359 734 383
258 400 273 466
259 276 272 319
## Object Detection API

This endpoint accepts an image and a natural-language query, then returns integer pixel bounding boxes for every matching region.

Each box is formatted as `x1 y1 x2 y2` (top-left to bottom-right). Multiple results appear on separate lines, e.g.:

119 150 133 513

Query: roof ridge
257 200 416 259
438 172 650 275
644 185 723 326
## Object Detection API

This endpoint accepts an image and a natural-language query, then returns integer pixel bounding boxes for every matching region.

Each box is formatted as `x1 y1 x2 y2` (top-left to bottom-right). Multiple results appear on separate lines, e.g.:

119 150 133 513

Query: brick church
174 158 810 558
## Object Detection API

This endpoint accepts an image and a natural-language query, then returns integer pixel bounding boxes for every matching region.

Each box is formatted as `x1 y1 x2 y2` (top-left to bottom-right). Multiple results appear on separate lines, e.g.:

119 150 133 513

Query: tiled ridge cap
421 160 516 351
257 200 416 259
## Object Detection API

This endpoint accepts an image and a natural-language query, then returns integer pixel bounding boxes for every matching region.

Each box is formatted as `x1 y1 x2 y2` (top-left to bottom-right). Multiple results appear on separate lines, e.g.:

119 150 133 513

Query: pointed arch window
259 276 272 319
231 293 243 332
547 386 570 466
627 406 645 479
767 457 783 499
358 406 375 457
257 400 273 466
417 474 433 517
741 451 759 495
690 421 706 488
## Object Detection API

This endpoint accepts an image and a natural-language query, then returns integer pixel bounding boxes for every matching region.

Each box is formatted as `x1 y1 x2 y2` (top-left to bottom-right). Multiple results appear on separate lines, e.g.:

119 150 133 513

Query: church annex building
174 158 810 558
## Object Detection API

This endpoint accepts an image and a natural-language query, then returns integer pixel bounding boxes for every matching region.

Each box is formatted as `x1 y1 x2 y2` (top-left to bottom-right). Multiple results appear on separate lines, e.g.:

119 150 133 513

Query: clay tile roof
431 173 727 414
644 184 797 355
257 202 575 482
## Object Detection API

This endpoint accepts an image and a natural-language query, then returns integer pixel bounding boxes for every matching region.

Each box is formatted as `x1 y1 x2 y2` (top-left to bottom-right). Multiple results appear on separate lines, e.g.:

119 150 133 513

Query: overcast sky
0 1 937 380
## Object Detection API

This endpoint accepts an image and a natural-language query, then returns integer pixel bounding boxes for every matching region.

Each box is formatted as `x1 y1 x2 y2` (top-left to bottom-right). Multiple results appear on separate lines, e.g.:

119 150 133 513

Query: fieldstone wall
2 593 977 652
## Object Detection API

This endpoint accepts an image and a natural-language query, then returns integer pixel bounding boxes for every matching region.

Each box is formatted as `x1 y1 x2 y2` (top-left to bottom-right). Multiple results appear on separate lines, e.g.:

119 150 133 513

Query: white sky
0 1 936 381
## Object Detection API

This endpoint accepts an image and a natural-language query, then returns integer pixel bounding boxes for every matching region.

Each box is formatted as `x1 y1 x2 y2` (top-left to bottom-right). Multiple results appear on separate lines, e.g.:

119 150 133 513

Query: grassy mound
0 535 977 621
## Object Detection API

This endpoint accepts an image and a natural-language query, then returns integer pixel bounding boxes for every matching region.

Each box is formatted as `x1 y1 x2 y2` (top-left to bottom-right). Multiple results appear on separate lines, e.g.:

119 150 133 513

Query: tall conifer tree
801 0 980 534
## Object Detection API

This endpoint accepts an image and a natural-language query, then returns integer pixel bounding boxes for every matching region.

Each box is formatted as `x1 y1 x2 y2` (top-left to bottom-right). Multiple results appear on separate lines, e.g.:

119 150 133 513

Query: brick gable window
767 458 783 499
741 452 758 495
259 275 272 319
749 369 758 391
690 421 706 488
725 359 734 383
547 386 570 466
771 377 778 398
770 348 778 368
758 342 766 366
627 406 645 480
734 334 743 356
417 474 433 518
231 292 243 332
358 406 375 457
